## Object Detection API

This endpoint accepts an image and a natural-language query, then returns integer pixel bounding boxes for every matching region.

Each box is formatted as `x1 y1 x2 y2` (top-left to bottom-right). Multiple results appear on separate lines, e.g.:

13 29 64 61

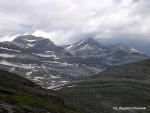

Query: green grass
1 59 150 113
0 69 80 113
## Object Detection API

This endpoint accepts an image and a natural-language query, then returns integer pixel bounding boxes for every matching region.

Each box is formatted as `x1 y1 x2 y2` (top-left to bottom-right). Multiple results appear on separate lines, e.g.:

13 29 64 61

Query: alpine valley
0 35 147 89
0 35 150 113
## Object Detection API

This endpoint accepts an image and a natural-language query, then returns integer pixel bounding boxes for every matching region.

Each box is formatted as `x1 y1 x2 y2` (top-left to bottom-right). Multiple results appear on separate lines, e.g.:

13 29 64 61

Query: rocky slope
66 38 147 66
58 59 150 113
0 35 99 89
0 35 147 90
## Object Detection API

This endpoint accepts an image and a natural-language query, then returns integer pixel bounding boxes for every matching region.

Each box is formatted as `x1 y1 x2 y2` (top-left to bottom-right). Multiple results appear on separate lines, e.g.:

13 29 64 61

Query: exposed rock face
0 35 99 89
65 38 147 66
0 35 147 89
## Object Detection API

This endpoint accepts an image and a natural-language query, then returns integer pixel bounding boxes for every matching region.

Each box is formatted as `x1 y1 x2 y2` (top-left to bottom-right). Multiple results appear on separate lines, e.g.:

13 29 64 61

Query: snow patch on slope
32 53 58 58
26 71 32 75
0 54 15 58
27 44 36 47
130 47 140 53
24 39 36 42
0 47 21 52
0 60 18 67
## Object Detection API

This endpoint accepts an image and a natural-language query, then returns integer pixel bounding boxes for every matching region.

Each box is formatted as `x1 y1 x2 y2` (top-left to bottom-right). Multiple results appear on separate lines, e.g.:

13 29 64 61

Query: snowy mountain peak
13 35 54 48
76 38 103 47
66 38 105 53
13 35 42 43
0 35 70 57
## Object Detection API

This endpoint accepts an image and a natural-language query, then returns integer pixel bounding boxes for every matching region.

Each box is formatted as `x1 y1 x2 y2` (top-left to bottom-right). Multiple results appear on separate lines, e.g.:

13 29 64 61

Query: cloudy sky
0 0 150 45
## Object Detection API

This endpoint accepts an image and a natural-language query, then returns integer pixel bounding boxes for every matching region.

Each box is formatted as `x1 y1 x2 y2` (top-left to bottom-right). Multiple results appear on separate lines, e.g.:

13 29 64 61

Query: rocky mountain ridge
0 35 147 89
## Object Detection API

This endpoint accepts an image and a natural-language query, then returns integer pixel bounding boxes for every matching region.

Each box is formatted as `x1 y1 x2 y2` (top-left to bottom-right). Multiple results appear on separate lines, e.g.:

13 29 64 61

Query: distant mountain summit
13 35 54 48
12 35 70 56
66 38 106 57
0 35 148 89
0 35 98 89
65 38 147 66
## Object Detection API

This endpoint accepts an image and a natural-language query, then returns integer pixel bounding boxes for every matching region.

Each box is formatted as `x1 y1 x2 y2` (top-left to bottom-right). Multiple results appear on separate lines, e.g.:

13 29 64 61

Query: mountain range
0 57 150 113
0 35 148 89
66 37 147 66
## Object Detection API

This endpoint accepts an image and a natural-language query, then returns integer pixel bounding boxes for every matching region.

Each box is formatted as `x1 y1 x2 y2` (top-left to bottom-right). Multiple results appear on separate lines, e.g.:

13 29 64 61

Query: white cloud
32 30 73 45
0 35 20 42
0 0 150 44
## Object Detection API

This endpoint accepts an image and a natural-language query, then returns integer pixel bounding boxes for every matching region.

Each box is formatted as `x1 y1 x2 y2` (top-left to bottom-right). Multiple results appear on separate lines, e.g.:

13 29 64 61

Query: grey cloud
132 0 140 3
114 0 122 3
0 0 150 44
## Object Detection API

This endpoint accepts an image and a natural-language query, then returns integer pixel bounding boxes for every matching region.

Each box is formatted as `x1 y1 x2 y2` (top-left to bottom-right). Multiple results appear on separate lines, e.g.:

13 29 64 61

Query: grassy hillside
1 59 150 113
58 59 150 113
0 69 80 113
